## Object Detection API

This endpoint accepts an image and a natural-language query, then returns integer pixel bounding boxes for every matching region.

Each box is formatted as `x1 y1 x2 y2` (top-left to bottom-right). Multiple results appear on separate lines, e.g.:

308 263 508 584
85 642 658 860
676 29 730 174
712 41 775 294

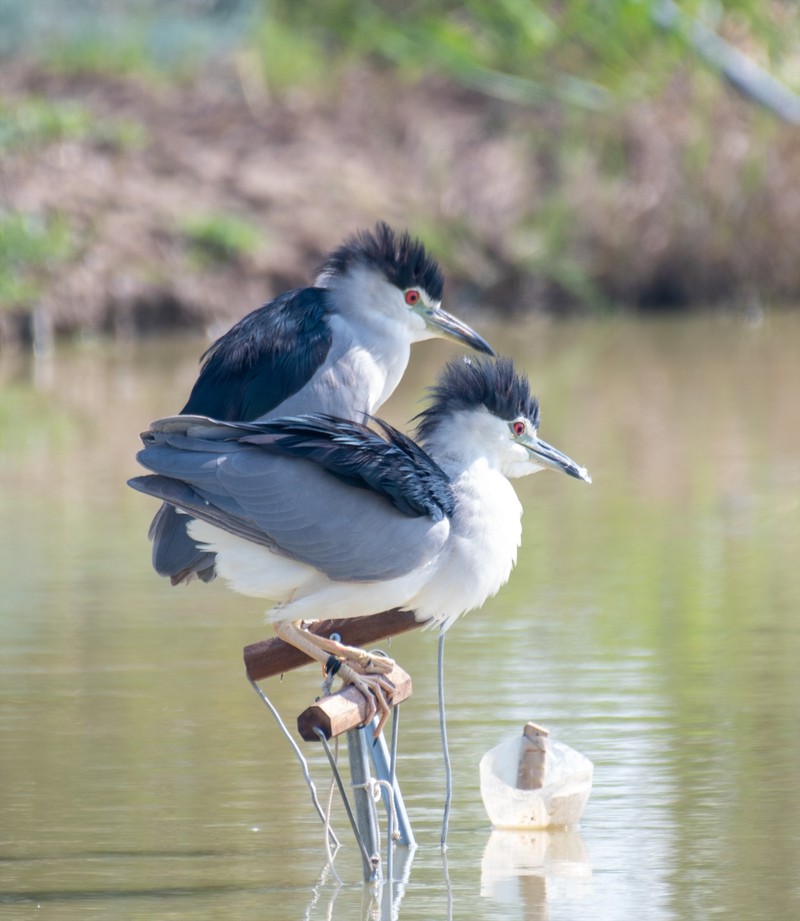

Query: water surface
1 312 799 920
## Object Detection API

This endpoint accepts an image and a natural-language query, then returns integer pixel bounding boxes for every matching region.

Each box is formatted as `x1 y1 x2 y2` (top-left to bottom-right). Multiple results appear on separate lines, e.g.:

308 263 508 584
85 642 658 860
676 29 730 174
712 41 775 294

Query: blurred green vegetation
181 213 264 267
0 96 147 152
8 1 795 112
2 0 254 79
0 210 73 308
254 1 798 106
42 29 177 81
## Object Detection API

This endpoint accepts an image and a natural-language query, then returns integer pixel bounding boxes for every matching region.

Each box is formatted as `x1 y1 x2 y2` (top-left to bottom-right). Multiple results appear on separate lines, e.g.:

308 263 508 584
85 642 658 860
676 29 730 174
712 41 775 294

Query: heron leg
275 620 395 733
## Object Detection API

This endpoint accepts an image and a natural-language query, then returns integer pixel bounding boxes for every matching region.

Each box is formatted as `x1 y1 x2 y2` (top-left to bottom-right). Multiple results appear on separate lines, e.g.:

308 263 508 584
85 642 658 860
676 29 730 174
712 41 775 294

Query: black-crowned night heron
130 357 591 728
150 222 494 585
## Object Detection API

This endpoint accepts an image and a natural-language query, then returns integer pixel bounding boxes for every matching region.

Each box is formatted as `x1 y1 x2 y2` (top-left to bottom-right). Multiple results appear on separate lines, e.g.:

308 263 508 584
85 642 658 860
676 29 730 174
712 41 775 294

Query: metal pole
347 726 382 883
368 710 415 848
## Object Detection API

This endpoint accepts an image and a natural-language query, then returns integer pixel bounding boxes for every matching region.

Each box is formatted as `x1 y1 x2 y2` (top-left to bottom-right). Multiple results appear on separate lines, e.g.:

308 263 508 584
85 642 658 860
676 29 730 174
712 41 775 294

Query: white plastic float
479 722 593 829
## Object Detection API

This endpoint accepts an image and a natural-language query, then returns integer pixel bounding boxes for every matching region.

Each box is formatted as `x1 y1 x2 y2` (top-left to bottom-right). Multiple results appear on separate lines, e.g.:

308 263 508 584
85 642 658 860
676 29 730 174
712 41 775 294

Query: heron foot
347 647 395 675
273 620 396 735
336 662 396 736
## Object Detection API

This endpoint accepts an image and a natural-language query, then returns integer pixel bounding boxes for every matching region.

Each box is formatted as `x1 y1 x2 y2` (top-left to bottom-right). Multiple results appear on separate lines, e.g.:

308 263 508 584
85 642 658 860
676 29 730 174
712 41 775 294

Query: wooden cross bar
296 664 413 741
242 608 428 681
243 608 428 740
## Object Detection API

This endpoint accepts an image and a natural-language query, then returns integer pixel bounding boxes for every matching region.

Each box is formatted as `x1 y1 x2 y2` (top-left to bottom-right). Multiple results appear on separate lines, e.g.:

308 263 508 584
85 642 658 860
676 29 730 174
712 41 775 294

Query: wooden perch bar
243 608 428 681
297 664 412 741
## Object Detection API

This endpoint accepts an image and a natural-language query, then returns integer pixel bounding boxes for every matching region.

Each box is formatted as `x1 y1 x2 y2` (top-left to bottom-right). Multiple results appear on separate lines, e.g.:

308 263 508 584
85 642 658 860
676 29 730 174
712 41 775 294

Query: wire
248 678 339 848
438 628 452 850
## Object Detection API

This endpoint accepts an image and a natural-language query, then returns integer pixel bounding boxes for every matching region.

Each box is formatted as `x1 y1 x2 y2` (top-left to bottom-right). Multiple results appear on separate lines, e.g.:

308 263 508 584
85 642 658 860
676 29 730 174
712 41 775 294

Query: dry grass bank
1 56 798 346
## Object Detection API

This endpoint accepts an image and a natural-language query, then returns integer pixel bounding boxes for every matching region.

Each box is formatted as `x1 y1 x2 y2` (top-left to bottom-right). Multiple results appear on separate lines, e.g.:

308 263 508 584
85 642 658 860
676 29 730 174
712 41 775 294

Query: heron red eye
405 289 420 305
512 421 525 436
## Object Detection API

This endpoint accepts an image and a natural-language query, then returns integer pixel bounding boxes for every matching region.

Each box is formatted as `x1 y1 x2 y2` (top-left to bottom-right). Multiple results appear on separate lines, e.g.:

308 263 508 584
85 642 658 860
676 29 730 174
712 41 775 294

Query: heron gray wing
238 414 455 520
148 502 216 583
145 417 291 583
131 417 453 582
143 414 455 520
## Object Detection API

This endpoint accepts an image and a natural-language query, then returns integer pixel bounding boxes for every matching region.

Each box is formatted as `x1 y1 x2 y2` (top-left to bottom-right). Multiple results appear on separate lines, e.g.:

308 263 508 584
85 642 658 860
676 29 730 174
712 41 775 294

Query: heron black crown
415 356 540 442
316 222 444 303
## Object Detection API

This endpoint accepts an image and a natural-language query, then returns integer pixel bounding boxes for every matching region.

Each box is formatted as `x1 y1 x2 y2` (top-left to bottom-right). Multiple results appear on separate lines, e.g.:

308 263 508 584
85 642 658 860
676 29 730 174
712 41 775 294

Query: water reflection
2 313 800 920
294 827 590 921
481 830 591 919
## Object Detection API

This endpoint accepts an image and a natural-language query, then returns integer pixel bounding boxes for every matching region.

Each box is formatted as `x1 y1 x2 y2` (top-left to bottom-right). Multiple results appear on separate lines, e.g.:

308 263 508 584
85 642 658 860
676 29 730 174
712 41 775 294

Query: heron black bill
425 306 496 356
525 436 592 483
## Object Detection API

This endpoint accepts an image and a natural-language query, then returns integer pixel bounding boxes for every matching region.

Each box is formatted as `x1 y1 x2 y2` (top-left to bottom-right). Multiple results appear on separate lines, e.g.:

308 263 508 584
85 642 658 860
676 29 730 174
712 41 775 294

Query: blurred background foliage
1 0 800 347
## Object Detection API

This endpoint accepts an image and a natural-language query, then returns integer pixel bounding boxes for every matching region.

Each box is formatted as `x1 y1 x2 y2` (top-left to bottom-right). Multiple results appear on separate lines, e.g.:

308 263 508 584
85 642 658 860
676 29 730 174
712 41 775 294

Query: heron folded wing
147 502 217 583
140 413 456 521
238 414 455 520
144 415 266 439
131 426 452 582
130 462 449 583
131 474 289 553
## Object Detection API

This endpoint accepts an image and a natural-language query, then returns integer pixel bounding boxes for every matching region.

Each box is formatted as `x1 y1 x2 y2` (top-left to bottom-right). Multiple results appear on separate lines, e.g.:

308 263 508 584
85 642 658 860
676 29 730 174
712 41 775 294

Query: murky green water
2 312 799 920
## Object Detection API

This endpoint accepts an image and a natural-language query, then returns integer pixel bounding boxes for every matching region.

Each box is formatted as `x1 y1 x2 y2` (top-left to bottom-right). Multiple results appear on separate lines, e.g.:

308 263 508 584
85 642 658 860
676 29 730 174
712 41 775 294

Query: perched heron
130 357 591 729
150 222 494 584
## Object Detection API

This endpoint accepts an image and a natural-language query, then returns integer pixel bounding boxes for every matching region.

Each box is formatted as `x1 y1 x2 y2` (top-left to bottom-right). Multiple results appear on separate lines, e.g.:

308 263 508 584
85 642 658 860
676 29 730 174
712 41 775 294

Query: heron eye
512 420 526 436
405 289 420 305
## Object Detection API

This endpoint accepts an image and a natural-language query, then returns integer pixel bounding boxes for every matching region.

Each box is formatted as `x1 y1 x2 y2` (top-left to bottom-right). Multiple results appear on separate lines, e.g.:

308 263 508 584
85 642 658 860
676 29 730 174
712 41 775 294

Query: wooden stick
297 664 412 741
243 608 427 681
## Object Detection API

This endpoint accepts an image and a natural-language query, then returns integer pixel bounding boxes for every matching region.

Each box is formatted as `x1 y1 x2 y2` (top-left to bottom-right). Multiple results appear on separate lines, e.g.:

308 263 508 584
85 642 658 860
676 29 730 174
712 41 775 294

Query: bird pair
129 223 590 730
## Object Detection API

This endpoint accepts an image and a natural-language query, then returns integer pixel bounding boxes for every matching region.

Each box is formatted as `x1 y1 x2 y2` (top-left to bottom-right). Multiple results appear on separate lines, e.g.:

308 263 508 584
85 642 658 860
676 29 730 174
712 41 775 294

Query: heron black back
182 288 333 421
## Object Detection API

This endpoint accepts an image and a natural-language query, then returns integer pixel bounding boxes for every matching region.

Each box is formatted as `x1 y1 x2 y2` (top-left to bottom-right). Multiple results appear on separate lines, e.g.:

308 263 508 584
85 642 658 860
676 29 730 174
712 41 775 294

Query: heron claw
337 663 394 737
280 621 396 735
